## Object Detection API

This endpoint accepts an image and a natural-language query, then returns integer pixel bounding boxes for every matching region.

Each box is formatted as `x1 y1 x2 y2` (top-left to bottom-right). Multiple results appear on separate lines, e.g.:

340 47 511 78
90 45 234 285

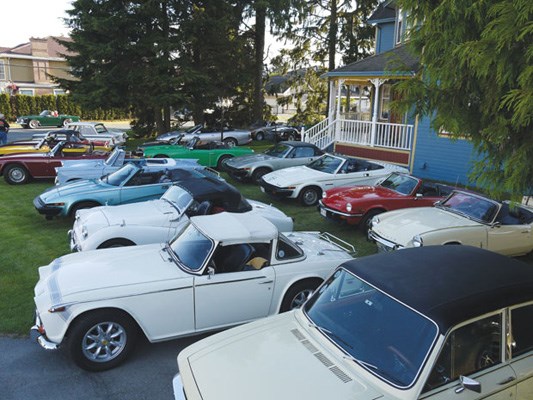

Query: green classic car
141 136 254 168
17 110 81 129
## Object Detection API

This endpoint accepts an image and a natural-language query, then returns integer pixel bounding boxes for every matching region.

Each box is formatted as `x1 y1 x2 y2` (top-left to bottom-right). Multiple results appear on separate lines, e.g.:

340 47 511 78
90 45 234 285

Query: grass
0 139 376 335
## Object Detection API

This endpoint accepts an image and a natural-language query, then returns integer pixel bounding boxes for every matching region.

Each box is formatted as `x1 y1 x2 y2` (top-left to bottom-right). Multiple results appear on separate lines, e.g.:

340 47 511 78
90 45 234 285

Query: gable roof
342 246 533 333
0 36 73 58
368 1 396 24
324 44 419 78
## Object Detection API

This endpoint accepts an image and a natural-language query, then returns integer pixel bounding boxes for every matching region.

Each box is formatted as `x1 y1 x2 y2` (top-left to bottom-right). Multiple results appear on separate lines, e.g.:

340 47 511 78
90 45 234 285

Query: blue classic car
33 162 220 219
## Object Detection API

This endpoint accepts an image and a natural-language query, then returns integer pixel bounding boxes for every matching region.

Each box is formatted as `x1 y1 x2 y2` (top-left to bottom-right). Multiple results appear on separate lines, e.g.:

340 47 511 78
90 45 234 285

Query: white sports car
368 190 533 256
69 184 294 251
259 153 409 206
31 213 355 371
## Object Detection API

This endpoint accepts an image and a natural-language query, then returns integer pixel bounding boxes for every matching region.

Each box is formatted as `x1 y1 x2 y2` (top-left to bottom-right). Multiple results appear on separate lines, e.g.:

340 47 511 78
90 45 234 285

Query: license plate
260 186 265 193
320 208 327 217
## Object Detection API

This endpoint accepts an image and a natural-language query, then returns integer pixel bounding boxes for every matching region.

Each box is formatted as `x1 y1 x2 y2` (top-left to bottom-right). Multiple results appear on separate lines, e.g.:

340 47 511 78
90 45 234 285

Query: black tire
29 119 40 129
298 186 321 206
62 118 73 127
223 137 238 147
280 280 322 312
67 309 138 371
97 238 136 249
217 154 233 169
4 164 30 185
255 131 265 141
359 209 384 234
154 154 169 158
251 167 271 183
69 201 100 218
287 133 296 141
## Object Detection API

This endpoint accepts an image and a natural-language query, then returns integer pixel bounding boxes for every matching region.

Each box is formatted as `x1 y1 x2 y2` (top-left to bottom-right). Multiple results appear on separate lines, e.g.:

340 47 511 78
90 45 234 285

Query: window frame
0 60 5 80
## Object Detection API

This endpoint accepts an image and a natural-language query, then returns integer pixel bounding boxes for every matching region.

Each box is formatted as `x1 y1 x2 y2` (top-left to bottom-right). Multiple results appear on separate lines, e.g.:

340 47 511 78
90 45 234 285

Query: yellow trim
409 114 419 173
334 142 410 167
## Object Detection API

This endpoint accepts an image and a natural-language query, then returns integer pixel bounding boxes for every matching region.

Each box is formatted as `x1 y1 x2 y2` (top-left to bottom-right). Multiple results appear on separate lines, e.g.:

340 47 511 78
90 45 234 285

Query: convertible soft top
341 246 533 333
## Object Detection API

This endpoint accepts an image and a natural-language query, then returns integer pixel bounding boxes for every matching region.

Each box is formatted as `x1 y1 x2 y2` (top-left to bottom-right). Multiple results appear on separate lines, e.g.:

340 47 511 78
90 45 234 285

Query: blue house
304 1 477 186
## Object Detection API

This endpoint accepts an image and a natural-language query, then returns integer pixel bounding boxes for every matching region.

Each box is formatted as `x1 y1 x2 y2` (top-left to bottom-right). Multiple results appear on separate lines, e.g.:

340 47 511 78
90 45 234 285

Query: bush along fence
0 93 132 122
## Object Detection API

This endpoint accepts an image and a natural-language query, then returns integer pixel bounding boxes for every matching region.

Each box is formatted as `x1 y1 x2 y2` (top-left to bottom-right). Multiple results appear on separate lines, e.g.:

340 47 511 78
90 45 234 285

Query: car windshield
103 163 138 186
306 155 343 174
94 124 108 133
304 268 438 388
379 173 418 195
264 143 292 158
169 222 213 272
39 110 50 116
161 186 194 212
104 149 120 166
437 191 499 223
186 124 202 134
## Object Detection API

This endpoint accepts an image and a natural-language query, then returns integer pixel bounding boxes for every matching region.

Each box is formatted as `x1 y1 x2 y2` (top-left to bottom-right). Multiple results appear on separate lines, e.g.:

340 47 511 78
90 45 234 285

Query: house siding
376 22 395 54
412 115 477 186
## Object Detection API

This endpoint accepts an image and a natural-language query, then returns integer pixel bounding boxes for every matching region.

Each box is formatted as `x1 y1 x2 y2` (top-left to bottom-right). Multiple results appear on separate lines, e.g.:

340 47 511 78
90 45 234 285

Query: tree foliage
395 0 533 196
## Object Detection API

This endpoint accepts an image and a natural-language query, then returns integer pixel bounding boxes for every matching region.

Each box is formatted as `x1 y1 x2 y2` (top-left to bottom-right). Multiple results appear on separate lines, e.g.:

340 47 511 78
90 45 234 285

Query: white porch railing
304 118 413 151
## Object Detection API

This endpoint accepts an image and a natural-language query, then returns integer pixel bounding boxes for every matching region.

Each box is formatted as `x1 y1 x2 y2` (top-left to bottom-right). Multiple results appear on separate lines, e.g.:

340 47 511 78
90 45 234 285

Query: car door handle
259 280 273 284
498 376 515 385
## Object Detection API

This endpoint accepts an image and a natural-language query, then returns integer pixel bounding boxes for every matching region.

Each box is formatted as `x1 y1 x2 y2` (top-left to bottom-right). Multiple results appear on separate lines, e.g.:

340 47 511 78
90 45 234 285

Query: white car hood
225 154 276 168
373 207 480 246
182 312 383 400
34 244 188 303
262 166 326 187
88 200 178 228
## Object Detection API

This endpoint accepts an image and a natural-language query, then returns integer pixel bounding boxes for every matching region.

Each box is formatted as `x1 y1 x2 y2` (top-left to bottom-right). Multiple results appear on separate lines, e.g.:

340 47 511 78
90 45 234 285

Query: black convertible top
171 171 251 213
342 246 533 333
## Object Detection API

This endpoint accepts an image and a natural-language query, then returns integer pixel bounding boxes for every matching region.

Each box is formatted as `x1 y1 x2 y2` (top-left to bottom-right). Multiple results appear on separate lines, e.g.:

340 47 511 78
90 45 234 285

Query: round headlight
346 203 352 212
81 225 88 239
371 216 380 227
322 191 327 199
412 235 423 247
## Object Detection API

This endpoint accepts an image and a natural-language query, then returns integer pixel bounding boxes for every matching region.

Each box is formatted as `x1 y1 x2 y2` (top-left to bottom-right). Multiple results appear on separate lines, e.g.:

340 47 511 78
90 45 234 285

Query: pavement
0 334 209 400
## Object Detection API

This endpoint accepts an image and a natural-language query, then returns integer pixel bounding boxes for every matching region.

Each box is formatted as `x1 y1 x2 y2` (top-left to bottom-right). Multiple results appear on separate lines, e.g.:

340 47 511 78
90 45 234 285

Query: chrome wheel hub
82 321 127 362
291 289 313 309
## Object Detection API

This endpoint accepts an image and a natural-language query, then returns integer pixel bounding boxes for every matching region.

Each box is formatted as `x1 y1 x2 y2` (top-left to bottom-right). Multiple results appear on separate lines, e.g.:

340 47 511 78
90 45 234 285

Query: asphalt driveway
0 334 208 400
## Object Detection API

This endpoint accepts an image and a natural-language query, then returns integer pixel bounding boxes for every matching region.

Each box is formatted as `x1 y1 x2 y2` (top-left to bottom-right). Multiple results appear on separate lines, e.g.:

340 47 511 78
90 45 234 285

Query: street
0 333 210 400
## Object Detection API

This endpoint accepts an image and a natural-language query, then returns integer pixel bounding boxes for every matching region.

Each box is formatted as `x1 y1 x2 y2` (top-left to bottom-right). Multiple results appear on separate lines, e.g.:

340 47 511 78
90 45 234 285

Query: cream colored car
368 190 533 256
173 246 533 400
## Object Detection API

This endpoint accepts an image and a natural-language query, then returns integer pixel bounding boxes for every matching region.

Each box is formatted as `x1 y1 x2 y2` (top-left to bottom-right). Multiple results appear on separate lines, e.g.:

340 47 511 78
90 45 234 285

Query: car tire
98 238 136 249
280 280 322 312
67 309 138 372
29 119 40 129
298 186 321 206
217 154 233 169
4 164 30 185
154 154 169 158
69 201 100 218
251 167 271 183
287 132 296 141
255 131 265 141
62 118 73 127
223 137 238 147
359 209 384 234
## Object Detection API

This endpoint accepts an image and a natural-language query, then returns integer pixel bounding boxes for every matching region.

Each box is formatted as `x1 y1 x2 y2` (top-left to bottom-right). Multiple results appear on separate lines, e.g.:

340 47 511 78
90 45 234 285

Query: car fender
80 225 177 251
415 225 489 248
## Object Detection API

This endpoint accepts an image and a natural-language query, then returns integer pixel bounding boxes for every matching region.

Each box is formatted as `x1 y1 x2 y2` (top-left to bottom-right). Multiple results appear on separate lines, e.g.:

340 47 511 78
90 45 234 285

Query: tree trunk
326 0 338 117
253 3 266 124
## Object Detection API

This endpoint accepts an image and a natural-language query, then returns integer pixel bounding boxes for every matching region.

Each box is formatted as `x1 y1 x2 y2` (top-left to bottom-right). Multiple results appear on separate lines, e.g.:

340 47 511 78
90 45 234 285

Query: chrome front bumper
172 373 187 400
68 229 80 252
367 230 402 252
30 312 59 351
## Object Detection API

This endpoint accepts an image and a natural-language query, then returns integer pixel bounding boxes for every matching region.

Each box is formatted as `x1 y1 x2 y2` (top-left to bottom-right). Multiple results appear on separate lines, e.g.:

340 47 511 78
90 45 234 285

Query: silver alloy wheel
302 188 319 205
63 118 72 127
8 167 26 183
81 321 127 363
29 119 40 129
290 289 314 309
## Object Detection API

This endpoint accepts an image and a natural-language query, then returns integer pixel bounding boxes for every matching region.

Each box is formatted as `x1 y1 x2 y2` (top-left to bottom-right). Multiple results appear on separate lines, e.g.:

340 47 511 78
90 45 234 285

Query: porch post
335 79 344 142
327 79 337 140
369 78 386 147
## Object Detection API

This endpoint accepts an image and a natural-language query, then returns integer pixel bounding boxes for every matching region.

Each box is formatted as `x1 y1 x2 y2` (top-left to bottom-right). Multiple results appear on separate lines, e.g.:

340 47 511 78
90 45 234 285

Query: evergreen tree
395 0 533 196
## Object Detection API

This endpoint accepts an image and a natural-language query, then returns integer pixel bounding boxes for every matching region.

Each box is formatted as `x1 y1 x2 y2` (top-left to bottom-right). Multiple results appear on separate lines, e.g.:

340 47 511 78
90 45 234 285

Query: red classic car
318 172 454 231
0 141 109 185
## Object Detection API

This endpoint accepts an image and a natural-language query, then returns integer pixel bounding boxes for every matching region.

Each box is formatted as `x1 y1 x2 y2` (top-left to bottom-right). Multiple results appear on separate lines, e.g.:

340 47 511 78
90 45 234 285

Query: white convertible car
368 190 533 256
69 184 294 251
31 213 355 371
259 153 409 206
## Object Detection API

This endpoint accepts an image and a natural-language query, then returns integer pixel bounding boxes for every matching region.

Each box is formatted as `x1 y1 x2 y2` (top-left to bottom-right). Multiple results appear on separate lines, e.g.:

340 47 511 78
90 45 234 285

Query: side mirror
415 193 423 198
455 376 481 394
207 266 215 278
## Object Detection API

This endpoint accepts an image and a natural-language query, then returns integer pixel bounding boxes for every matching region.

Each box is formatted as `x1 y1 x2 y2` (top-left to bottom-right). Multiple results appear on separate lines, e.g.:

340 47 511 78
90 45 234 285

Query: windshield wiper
308 321 353 349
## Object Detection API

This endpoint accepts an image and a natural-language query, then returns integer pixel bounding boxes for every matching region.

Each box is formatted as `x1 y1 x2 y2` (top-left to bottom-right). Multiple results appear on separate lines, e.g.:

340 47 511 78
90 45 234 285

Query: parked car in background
155 124 202 142
30 212 355 371
318 173 454 231
369 190 533 256
33 122 128 145
141 136 254 169
54 148 193 185
69 183 294 251
223 141 324 183
251 123 302 142
0 141 108 185
173 246 533 400
179 125 252 147
259 153 409 206
33 161 207 219
17 110 80 129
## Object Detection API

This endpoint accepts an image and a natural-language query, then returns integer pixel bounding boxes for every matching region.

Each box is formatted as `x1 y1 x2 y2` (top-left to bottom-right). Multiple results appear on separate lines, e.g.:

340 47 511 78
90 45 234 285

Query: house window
380 84 391 120
395 8 404 44
19 89 34 96
54 89 66 96
0 61 5 80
